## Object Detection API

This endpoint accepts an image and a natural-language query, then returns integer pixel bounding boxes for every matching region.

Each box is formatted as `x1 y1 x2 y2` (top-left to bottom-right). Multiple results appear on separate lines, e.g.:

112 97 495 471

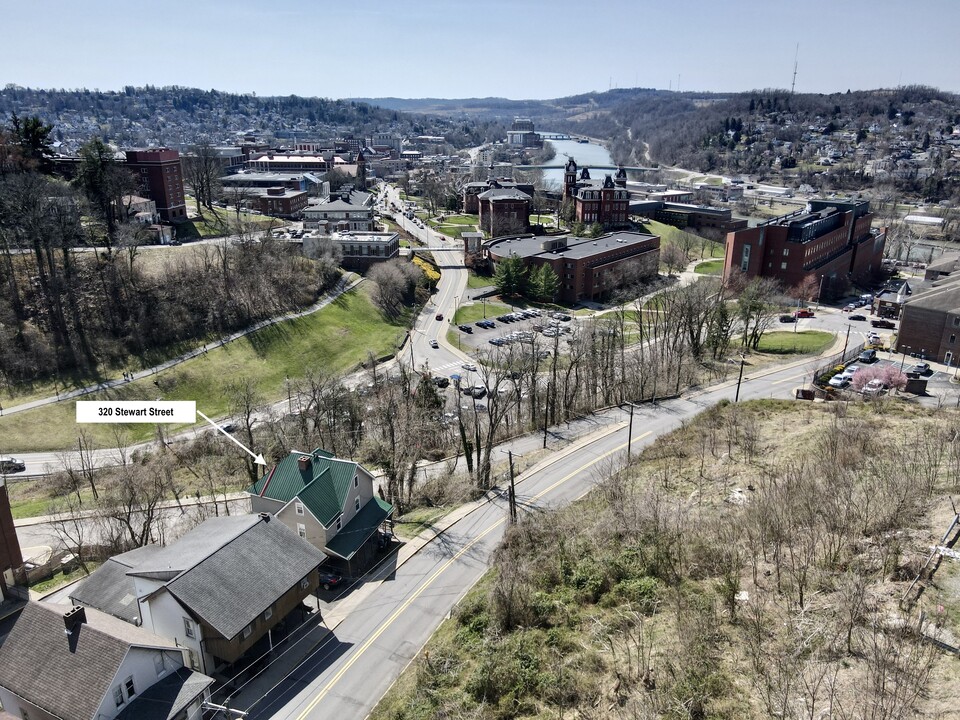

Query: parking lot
451 308 574 354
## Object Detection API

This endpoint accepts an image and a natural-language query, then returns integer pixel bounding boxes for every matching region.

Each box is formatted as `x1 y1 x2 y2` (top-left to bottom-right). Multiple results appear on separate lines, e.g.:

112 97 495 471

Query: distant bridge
473 163 660 172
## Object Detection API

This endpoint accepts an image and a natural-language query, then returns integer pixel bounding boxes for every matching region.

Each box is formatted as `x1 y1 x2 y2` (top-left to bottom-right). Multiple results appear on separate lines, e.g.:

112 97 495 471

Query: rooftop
489 231 659 261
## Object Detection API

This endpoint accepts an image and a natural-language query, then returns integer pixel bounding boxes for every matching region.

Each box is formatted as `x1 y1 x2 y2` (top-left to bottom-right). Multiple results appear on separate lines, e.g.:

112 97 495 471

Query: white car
862 379 886 395
461 363 477 372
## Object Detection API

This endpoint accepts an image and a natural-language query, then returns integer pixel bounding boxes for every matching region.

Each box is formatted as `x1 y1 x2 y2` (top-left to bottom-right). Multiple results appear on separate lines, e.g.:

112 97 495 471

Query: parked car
432 376 450 388
842 304 856 312
871 319 896 329
458 324 473 333
828 374 851 388
470 386 487 399
795 309 815 318
862 379 886 396
435 313 444 321
0 456 25 473
909 362 931 375
849 314 867 321
318 570 342 591
779 314 796 323
858 349 877 363
429 339 439 349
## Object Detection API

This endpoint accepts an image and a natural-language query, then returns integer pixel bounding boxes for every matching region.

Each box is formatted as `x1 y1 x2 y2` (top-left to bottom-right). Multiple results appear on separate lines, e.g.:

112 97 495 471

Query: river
539 137 615 190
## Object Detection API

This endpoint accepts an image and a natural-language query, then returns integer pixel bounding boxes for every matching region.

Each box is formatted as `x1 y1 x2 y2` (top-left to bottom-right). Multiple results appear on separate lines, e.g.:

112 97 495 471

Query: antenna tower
791 44 799 94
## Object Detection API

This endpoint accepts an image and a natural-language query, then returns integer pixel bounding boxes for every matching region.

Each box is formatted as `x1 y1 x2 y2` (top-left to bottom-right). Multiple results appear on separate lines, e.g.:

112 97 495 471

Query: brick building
0 478 24 598
895 274 960 365
462 178 534 214
123 148 187 222
477 187 531 237
250 186 308 218
485 231 660 304
506 118 542 147
722 199 886 295
563 159 629 228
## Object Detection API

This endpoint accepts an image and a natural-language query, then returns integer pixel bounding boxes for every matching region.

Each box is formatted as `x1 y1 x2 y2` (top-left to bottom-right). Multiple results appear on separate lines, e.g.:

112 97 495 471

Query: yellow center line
295 428 647 719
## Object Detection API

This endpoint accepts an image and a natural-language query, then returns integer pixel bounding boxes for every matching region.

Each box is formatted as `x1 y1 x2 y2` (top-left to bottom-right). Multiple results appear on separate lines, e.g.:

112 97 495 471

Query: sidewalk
1 275 363 417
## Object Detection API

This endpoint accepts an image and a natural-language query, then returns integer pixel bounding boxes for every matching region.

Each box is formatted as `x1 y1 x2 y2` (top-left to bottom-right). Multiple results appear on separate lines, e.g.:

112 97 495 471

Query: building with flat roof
895 273 960 365
250 186 308 218
123 148 187 222
506 118 542 148
485 230 660 303
723 199 886 295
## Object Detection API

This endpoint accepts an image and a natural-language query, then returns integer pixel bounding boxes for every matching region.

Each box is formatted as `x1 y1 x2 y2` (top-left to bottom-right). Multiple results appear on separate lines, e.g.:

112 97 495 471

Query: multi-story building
304 231 400 271
506 118 542 147
722 199 886 294
303 198 375 232
0 476 23 598
895 274 960 365
485 230 661 303
249 186 309 218
248 152 331 173
123 148 187 223
462 178 535 214
563 159 629 228
477 187 531 237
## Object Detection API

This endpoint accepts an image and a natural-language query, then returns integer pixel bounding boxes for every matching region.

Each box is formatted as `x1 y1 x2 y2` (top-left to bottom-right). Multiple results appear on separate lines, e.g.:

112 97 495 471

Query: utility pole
735 356 746 402
842 323 851 359
626 403 635 461
507 450 517 523
791 43 799 94
542 380 551 449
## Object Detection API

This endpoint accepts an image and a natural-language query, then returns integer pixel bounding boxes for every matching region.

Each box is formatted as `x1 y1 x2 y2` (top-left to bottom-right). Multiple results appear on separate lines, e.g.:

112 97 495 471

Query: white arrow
197 410 267 466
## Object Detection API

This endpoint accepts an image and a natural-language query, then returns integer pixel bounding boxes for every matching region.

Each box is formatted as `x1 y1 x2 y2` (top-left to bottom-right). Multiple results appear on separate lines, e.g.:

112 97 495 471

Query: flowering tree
851 365 908 391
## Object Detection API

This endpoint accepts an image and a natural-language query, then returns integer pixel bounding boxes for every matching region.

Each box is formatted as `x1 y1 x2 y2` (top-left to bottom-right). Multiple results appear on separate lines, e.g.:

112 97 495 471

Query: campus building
485 231 660 304
563 158 630 228
722 199 886 294
123 148 187 223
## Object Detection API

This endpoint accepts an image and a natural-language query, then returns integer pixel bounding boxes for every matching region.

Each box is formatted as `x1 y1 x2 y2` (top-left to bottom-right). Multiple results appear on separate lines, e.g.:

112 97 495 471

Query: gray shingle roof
164 517 325 640
69 557 143 624
0 602 180 720
115 667 213 720
477 188 531 201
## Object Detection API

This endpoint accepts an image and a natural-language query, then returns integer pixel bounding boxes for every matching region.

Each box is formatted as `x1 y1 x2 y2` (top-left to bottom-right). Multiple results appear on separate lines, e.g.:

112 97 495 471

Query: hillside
373 397 960 720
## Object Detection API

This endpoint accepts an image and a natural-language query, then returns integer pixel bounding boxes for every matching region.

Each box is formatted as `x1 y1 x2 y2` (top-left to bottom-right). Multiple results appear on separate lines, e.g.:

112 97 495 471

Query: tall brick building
124 148 187 222
0 478 24 597
722 199 886 294
563 159 629 228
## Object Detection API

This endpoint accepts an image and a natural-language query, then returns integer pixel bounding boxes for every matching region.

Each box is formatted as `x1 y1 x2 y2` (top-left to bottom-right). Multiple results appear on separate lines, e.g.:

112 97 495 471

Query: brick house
486 231 661 304
563 159 629 228
250 186 309 218
722 199 886 295
477 187 531 237
895 274 960 365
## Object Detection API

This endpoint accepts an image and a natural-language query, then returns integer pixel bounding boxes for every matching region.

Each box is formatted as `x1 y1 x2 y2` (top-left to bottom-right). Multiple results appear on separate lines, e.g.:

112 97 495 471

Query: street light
899 345 912 371
500 449 520 523
735 353 746 402
815 274 826 311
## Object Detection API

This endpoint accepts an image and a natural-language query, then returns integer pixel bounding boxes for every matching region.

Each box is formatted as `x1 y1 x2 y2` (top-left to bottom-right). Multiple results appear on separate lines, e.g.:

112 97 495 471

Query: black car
849 314 867 321
318 570 342 591
779 314 796 323
0 456 25 473
458 324 473 333
432 376 450 388
871 319 896 329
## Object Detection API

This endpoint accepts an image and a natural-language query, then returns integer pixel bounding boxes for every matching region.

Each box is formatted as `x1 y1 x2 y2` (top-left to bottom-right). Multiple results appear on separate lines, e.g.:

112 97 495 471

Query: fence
811 341 866 386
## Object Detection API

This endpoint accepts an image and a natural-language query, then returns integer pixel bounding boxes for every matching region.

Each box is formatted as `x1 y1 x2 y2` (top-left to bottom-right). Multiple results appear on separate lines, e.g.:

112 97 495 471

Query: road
236 340 837 720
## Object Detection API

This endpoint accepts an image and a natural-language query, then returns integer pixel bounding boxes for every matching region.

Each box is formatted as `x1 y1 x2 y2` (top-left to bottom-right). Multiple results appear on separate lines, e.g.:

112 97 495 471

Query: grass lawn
756 330 834 355
640 219 724 257
393 506 451 540
436 214 478 226
454 301 513 324
691 175 723 185
466 270 494 290
695 259 724 275
30 563 102 595
180 205 279 239
0 285 410 452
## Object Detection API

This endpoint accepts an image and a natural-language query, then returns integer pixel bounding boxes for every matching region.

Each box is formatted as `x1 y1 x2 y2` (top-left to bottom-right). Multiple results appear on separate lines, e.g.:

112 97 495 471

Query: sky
3 0 958 100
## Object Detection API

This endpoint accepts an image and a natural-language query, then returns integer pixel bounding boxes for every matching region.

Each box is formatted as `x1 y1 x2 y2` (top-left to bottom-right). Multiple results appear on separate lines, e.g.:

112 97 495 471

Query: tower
563 157 578 200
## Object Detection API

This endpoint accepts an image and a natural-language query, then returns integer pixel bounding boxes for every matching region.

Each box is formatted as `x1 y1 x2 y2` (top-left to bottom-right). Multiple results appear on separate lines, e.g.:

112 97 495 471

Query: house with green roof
247 448 393 576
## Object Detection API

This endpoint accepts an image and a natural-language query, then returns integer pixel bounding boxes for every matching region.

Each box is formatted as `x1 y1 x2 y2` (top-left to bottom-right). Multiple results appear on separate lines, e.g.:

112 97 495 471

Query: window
264 607 273 621
781 262 788 270
114 685 125 706
336 517 342 531
740 244 751 272
951 335 956 344
184 617 195 639
300 577 310 590
297 523 306 539
355 497 361 512
242 625 253 640
188 650 200 671
124 676 136 699
783 248 789 256
295 502 304 516
354 475 359 488
154 653 166 676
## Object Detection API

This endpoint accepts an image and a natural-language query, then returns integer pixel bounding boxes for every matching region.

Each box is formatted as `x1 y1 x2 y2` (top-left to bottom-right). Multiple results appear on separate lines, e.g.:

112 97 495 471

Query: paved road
234 342 834 720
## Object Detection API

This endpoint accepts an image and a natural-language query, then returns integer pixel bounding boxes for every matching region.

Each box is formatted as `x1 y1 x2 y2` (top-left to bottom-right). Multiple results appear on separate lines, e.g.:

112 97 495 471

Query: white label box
76 401 196 424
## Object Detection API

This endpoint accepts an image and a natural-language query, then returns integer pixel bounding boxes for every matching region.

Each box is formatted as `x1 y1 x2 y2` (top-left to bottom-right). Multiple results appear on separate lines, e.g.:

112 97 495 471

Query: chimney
259 512 271 523
64 606 87 634
298 455 311 471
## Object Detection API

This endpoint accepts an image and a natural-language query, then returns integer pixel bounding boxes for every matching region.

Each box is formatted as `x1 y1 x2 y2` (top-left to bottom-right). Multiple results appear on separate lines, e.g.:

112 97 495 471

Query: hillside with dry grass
373 396 960 720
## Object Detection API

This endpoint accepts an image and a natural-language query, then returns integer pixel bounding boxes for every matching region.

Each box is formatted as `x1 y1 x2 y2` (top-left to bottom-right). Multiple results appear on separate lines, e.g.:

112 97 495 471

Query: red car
794 309 815 318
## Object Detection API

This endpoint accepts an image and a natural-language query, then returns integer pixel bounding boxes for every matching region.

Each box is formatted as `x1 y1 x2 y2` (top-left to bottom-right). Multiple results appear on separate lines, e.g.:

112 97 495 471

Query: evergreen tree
493 255 528 297
530 264 560 302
